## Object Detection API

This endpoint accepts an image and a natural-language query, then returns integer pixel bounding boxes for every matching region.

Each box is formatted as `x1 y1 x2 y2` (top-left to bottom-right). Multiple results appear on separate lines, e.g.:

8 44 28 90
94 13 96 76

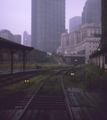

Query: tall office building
0 29 21 44
69 16 82 32
82 0 101 24
23 31 31 46
0 29 14 42
13 35 21 44
31 0 65 52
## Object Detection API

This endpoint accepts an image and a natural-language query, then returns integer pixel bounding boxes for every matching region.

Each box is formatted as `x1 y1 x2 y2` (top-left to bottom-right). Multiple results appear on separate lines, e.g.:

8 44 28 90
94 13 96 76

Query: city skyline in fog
0 0 87 42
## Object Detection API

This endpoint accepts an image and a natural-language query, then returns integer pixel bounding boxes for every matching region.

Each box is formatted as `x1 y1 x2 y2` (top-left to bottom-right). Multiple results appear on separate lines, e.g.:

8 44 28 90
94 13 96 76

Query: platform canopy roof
90 44 107 58
0 37 34 72
0 37 34 50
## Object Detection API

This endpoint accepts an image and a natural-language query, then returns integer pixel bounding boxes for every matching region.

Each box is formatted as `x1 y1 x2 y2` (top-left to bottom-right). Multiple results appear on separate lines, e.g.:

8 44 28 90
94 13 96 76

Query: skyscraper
69 16 82 32
31 0 65 52
0 29 21 44
13 35 21 44
82 0 101 24
0 29 14 42
23 31 31 46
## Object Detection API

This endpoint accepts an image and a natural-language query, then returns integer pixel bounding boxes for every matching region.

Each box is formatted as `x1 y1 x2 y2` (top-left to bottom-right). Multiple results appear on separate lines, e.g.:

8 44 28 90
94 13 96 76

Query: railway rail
1 66 107 120
0 70 44 87
0 68 78 120
16 69 73 120
0 66 71 87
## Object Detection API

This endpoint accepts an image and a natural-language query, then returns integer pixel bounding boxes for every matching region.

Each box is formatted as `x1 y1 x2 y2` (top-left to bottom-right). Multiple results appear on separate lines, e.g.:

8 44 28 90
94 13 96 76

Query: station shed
0 37 34 72
89 44 107 70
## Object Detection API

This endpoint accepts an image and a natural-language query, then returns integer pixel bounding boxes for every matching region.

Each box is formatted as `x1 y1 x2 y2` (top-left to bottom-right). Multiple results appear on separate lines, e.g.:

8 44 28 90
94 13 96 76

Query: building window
66 40 69 46
98 30 100 34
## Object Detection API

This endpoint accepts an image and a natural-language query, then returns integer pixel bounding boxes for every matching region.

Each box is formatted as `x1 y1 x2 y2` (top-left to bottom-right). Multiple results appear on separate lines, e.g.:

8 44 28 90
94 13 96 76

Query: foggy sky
0 0 87 42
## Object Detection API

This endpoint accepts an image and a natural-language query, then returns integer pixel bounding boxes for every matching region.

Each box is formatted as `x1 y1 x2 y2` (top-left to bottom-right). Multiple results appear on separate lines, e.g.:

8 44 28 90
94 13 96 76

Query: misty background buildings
69 16 82 32
0 0 101 57
82 0 101 24
23 31 31 46
57 0 101 64
0 29 21 44
57 23 101 63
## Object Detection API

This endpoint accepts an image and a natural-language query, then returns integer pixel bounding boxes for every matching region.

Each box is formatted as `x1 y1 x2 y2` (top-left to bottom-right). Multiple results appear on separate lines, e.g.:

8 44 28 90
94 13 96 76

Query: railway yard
0 65 107 120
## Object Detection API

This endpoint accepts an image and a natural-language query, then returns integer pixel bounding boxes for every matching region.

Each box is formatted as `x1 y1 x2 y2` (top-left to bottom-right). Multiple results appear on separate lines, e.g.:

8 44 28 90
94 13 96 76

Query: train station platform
67 87 107 119
0 37 34 73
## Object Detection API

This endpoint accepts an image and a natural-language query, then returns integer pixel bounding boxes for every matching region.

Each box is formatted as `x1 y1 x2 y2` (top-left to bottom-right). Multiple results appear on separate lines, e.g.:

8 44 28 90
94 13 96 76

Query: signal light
71 73 74 75
24 79 30 83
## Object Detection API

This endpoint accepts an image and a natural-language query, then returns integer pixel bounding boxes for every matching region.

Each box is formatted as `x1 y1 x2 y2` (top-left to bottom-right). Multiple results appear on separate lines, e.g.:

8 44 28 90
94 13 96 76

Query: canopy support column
21 50 31 72
9 48 17 73
21 50 25 72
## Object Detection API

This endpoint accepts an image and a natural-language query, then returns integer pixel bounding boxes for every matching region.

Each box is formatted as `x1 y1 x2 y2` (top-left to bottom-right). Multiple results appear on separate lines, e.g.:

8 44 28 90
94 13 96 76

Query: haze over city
0 0 87 42
1 1 107 119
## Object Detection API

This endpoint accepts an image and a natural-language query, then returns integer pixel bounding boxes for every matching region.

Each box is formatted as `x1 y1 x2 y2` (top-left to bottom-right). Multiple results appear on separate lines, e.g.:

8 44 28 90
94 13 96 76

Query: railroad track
0 69 76 120
15 70 73 120
1 66 106 120
0 68 81 120
0 66 68 87
0 70 44 87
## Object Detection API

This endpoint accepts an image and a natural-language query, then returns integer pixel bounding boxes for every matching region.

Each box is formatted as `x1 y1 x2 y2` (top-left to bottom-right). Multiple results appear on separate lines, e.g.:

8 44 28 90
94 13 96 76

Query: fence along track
16 70 73 120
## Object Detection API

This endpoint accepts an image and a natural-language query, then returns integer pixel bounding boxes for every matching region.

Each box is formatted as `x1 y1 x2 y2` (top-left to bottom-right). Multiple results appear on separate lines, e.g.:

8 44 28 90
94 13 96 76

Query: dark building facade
31 0 65 52
89 0 107 70
82 0 101 24
102 0 107 46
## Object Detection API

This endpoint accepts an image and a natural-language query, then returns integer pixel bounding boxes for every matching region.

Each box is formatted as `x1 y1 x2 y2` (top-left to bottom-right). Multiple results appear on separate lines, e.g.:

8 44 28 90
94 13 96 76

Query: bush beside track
83 64 107 91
